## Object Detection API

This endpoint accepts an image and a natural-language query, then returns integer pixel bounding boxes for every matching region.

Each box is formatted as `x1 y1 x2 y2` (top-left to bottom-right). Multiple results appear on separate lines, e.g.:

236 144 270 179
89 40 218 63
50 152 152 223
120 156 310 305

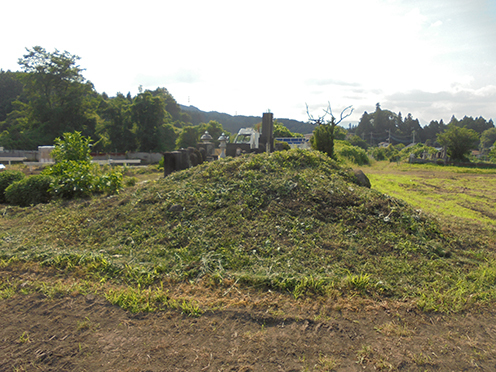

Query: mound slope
2 149 465 305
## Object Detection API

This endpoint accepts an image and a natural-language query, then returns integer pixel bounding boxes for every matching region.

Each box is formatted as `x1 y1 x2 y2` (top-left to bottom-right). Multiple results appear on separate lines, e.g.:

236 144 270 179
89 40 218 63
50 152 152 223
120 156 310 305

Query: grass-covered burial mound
2 149 495 312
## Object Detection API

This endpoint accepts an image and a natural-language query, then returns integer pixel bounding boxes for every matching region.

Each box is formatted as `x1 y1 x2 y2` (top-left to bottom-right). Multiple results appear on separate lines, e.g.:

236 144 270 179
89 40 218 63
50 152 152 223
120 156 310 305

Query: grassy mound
1 149 495 311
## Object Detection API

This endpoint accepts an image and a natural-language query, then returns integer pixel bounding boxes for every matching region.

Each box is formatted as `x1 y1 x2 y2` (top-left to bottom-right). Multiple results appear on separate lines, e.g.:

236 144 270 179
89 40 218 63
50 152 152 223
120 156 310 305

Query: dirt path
2 294 496 371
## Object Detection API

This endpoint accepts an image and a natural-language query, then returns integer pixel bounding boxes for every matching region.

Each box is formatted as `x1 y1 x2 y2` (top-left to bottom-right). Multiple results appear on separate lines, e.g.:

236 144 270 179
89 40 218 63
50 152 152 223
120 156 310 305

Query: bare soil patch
2 293 496 371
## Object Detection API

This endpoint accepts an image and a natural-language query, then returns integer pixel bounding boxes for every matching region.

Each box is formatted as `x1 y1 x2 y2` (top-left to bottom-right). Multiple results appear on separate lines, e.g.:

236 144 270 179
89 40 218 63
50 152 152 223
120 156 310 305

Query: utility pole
412 130 416 145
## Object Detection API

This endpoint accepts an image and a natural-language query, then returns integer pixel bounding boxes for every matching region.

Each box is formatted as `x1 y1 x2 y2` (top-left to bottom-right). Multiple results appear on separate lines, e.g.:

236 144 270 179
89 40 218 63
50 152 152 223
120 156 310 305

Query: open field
361 161 496 227
1 152 496 371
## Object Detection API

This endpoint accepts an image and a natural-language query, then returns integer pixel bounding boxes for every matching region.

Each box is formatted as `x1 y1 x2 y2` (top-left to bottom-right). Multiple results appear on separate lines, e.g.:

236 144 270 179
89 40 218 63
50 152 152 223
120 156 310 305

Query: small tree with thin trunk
436 125 479 162
307 102 353 159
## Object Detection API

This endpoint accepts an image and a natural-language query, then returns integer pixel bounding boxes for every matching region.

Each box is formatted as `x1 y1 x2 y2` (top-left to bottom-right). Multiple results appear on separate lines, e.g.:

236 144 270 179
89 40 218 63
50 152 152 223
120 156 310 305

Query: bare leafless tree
306 102 354 159
306 102 354 126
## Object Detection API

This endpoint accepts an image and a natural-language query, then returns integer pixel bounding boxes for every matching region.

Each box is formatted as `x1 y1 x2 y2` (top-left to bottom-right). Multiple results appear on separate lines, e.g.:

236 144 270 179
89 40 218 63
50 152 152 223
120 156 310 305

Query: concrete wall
0 150 38 161
1 149 163 165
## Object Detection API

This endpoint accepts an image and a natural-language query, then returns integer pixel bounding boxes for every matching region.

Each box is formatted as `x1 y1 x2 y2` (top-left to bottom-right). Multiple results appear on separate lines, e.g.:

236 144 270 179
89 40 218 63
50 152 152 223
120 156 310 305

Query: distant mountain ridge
179 105 316 135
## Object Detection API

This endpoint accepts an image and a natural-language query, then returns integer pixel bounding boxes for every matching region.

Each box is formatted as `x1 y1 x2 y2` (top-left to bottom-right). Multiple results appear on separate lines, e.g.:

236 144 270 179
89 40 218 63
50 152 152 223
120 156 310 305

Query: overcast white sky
2 0 496 125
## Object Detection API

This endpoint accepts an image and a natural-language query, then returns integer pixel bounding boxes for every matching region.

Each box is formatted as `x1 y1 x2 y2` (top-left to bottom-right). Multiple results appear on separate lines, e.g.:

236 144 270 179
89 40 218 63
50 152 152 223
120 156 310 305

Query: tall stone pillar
260 112 274 153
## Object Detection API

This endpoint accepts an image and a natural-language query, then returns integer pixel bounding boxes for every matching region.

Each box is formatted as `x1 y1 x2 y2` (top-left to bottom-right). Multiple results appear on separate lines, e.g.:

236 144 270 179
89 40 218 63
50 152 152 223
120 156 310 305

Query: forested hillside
0 47 313 153
0 48 238 152
179 105 314 135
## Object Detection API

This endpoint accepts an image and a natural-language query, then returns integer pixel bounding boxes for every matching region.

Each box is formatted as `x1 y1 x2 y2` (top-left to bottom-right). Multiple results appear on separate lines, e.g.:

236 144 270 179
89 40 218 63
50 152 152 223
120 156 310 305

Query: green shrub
489 142 496 162
0 170 25 203
310 123 337 159
275 140 291 151
51 131 92 162
398 143 437 161
5 175 53 206
335 141 370 165
96 169 123 194
45 161 96 199
368 145 400 162
43 131 123 199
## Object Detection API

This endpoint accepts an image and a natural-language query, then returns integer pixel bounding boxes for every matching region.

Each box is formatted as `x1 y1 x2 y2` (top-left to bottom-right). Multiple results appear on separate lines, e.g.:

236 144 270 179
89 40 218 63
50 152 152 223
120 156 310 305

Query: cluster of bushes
367 144 401 162
330 140 444 165
1 172 52 207
0 166 123 207
0 132 123 207
367 143 439 162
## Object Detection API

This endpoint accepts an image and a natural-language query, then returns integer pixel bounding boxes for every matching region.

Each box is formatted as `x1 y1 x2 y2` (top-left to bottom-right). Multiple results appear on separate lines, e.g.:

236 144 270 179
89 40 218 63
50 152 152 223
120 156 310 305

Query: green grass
1 150 496 313
363 162 496 226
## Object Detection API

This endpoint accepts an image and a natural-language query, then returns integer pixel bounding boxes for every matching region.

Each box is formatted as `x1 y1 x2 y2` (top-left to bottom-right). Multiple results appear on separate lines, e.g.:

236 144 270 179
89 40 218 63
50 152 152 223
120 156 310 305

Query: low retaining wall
410 158 496 168
91 152 163 164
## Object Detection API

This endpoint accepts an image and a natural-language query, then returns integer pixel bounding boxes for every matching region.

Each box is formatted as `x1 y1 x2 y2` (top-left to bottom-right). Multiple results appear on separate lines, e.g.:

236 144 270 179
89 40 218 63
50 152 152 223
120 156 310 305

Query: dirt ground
1 292 496 372
2 165 496 371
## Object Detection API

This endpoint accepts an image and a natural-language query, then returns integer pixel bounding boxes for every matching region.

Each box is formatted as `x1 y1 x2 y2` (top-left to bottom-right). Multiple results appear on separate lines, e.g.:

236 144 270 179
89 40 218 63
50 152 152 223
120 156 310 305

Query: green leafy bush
489 142 496 162
310 123 336 159
335 141 370 165
275 140 291 151
5 175 53 206
0 170 25 203
51 131 92 162
368 145 400 162
44 131 96 198
43 131 123 199
96 169 123 194
45 161 96 199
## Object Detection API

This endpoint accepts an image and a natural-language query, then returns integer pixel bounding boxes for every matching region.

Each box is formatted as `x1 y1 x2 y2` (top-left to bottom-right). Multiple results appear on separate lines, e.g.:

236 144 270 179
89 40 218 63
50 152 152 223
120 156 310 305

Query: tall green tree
160 124 179 152
176 126 199 149
355 104 416 146
15 46 99 146
489 142 496 162
0 70 33 149
452 115 494 135
96 88 189 152
98 93 136 152
150 87 191 126
0 70 24 122
131 91 168 152
480 128 496 150
355 111 373 141
437 125 479 161
423 119 447 144
399 113 423 142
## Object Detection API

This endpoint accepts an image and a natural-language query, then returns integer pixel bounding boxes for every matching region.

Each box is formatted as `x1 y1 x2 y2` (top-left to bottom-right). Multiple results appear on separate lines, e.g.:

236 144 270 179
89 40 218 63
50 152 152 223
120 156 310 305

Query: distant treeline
0 47 312 153
353 103 494 147
1 47 494 153
0 48 231 152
